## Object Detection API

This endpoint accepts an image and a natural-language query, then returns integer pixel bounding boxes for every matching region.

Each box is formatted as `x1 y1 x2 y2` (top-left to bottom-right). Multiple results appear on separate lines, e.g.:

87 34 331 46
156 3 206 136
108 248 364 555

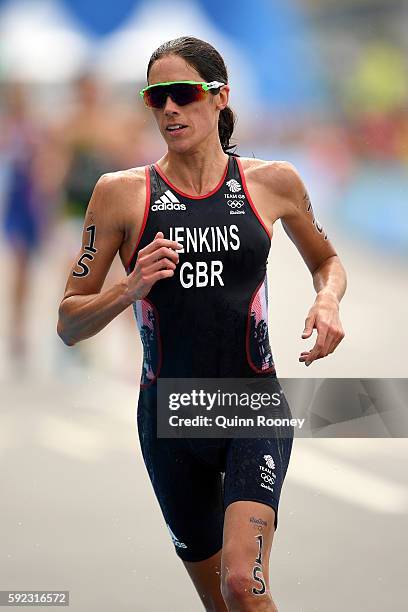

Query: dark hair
147 36 237 155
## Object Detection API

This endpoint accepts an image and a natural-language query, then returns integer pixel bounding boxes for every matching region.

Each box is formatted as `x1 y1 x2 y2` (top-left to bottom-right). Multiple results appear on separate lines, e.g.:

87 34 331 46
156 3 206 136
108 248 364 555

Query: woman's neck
157 141 229 196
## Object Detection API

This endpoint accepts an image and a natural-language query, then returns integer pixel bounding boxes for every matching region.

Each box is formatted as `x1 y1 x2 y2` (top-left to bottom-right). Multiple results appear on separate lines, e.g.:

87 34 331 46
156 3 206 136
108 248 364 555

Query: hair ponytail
219 105 237 155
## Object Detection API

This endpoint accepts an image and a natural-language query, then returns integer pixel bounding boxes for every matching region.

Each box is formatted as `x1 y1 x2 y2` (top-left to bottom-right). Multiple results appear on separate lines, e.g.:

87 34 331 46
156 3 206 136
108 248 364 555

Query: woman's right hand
126 231 182 301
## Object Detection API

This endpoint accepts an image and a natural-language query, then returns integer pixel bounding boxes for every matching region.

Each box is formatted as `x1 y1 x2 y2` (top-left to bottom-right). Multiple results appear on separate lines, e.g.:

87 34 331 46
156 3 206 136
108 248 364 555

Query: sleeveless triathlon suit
125 155 294 562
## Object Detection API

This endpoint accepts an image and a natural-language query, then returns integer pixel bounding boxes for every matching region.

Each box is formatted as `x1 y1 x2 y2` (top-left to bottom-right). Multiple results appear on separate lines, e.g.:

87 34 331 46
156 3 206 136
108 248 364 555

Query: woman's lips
166 124 187 133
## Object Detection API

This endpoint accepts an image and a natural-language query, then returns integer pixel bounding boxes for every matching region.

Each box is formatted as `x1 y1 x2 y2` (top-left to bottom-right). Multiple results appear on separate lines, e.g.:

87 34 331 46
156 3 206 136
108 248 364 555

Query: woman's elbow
57 304 76 346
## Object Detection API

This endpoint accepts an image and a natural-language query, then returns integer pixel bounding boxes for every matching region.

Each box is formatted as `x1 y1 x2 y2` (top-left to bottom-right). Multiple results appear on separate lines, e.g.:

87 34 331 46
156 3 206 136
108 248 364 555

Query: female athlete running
57 37 346 611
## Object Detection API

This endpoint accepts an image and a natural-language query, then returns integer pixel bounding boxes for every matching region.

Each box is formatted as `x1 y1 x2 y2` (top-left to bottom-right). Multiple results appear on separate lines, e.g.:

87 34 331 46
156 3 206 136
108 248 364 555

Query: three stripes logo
152 189 186 211
166 523 188 549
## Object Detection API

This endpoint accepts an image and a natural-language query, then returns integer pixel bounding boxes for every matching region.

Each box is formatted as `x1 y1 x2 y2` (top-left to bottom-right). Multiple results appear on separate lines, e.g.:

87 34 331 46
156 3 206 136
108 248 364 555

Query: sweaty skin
57 158 346 365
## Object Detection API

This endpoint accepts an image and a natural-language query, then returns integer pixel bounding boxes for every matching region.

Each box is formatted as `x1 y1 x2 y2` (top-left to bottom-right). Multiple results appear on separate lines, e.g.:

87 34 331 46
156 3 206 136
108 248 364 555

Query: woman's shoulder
95 165 147 196
89 166 149 227
238 156 297 176
238 156 303 199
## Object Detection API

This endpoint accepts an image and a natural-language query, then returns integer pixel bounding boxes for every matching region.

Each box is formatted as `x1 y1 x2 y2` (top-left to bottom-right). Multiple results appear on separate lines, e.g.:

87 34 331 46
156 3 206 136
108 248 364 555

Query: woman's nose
163 95 179 113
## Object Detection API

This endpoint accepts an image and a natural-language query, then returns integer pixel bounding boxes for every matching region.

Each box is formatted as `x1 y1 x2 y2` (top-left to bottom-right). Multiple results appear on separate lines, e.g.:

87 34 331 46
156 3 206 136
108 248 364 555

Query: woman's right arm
57 171 181 346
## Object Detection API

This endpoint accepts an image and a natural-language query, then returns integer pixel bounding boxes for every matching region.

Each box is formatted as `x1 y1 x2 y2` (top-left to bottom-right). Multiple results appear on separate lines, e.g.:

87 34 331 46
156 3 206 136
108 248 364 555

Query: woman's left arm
300 254 346 366
272 162 347 367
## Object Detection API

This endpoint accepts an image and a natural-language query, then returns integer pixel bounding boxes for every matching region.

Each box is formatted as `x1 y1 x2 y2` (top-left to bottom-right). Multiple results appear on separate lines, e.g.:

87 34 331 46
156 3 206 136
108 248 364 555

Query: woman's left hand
299 293 345 366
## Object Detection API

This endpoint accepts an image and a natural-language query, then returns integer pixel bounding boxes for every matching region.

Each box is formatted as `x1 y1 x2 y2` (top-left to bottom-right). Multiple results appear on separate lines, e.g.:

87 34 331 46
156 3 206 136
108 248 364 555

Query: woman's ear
216 84 230 111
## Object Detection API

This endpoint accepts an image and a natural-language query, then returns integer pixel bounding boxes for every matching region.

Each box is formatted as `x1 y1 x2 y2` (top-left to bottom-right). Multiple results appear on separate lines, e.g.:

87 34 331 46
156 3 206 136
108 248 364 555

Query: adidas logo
166 523 187 549
152 190 186 211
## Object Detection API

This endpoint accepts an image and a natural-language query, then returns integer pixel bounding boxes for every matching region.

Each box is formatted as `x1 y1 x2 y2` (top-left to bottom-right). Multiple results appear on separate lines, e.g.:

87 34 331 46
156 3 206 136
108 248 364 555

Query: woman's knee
221 569 277 611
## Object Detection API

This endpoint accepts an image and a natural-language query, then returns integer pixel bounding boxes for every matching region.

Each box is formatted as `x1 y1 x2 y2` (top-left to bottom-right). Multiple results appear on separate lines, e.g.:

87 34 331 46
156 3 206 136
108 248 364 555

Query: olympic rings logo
228 201 244 209
261 473 274 485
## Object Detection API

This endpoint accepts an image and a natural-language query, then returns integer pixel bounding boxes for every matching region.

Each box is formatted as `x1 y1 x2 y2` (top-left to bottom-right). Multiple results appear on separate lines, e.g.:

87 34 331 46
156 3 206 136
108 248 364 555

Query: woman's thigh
220 500 277 610
137 392 226 563
218 432 293 609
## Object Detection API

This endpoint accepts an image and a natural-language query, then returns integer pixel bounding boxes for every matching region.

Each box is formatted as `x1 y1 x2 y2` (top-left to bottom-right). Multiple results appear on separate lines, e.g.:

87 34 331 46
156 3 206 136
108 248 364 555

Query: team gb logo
263 455 275 469
226 179 241 193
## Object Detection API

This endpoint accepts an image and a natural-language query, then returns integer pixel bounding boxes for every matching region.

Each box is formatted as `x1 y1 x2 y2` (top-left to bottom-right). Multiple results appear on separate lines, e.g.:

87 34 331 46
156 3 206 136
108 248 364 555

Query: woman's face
147 54 229 154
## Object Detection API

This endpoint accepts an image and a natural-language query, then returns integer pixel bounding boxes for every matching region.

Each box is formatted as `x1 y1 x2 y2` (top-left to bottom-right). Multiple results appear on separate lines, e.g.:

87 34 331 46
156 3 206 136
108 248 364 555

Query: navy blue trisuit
125 155 294 562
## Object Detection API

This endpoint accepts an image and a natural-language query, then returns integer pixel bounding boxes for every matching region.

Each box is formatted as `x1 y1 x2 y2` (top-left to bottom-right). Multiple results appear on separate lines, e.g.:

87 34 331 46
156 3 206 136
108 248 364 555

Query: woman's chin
167 140 194 155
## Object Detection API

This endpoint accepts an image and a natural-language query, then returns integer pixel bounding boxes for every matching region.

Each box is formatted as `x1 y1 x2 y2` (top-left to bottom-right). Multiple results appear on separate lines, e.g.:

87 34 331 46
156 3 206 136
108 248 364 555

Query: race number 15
73 224 97 278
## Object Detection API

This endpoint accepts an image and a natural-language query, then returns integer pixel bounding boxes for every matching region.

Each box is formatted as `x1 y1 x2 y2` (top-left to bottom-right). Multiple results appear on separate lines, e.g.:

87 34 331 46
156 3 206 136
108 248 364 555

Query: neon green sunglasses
139 80 225 108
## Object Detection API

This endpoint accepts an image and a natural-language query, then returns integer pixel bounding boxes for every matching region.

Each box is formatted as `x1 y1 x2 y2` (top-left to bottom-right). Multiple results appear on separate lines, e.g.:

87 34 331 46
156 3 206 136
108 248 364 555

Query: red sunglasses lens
144 84 205 108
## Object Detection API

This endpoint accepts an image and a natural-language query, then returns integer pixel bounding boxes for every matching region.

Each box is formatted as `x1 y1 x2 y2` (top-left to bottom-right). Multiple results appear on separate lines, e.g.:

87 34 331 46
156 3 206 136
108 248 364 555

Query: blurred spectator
48 73 153 368
50 73 151 261
54 74 127 227
0 82 47 365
